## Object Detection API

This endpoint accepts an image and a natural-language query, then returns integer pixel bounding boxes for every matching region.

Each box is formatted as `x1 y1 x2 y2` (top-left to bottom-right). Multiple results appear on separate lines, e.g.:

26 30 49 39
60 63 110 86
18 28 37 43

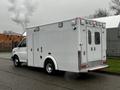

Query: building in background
94 15 120 56
0 33 24 52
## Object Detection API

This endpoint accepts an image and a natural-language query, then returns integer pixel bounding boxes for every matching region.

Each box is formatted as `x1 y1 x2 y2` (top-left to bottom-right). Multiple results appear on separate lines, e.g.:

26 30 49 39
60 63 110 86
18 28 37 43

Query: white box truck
11 17 108 74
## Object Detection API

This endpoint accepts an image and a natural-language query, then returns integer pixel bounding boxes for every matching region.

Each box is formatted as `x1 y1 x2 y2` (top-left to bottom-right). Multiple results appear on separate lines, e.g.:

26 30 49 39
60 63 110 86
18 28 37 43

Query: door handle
30 48 32 51
94 47 96 51
37 48 39 51
91 47 93 51
41 47 43 53
83 51 86 55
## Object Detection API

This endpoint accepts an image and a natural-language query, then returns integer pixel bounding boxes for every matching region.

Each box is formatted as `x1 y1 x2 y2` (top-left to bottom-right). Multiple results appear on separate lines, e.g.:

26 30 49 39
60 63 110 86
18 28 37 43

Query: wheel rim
46 63 53 73
14 59 19 66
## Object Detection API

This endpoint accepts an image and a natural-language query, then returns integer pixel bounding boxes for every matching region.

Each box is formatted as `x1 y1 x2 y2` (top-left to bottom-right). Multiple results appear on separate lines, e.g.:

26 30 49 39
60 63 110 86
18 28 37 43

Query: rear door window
95 32 100 45
88 30 92 45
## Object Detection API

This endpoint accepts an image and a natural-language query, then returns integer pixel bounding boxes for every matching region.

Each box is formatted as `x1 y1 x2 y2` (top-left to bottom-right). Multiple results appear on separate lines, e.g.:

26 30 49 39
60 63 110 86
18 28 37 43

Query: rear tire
13 56 21 67
45 61 55 75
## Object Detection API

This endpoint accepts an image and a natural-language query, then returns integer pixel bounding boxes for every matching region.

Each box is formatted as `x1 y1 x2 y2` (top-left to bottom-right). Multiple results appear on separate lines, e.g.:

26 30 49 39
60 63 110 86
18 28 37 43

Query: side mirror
14 44 16 47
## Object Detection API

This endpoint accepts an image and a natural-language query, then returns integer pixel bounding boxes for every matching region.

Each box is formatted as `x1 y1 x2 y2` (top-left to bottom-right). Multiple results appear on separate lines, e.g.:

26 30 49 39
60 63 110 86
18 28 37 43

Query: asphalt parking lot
0 58 119 90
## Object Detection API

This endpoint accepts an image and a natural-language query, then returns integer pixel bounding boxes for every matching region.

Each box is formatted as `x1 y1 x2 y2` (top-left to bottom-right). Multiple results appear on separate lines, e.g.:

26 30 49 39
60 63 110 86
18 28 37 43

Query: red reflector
80 64 87 68
102 60 107 64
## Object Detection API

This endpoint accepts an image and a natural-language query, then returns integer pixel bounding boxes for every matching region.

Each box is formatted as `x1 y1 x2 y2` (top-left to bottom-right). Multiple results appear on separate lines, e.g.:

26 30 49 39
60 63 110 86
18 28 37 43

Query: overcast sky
0 0 111 34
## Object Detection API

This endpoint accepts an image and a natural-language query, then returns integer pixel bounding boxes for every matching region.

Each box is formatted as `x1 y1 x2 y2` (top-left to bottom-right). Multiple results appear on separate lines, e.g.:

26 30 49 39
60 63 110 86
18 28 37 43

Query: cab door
17 38 27 62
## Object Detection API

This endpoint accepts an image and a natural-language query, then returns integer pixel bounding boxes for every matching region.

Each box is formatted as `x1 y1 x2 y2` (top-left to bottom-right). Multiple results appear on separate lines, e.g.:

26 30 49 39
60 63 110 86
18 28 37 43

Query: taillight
80 64 87 69
102 60 107 64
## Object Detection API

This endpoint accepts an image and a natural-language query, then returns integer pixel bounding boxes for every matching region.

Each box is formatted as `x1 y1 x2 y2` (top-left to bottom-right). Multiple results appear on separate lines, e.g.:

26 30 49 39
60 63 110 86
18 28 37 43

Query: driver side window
18 38 26 47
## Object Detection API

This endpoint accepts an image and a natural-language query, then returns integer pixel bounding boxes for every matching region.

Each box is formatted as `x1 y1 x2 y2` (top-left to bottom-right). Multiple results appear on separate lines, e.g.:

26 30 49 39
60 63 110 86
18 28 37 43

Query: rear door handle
91 47 93 51
94 47 96 51
41 47 43 53
83 51 86 55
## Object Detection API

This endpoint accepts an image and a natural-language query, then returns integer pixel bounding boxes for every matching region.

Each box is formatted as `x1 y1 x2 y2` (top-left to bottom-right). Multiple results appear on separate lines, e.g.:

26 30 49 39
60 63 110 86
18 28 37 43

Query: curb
96 70 120 76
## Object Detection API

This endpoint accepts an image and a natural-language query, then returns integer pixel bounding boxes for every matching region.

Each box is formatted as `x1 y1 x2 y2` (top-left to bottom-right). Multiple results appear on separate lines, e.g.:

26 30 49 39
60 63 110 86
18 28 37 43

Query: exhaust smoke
8 0 38 30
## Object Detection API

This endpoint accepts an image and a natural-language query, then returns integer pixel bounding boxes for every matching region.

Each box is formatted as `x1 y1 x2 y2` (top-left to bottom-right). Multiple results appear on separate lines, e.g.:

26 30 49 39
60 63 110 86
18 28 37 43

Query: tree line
88 0 120 18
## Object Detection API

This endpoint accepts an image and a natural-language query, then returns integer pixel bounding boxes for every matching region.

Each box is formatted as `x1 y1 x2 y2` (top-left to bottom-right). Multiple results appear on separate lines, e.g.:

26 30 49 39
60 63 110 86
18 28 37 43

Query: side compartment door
33 28 40 67
28 30 34 66
80 25 87 64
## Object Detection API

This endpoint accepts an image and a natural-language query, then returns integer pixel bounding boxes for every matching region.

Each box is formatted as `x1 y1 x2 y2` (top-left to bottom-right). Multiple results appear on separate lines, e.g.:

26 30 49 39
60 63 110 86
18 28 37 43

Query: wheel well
13 55 19 60
44 58 55 68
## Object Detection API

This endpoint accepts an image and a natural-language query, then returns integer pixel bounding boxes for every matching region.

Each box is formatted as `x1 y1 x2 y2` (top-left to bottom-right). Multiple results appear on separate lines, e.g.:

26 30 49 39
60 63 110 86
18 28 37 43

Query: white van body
12 18 108 73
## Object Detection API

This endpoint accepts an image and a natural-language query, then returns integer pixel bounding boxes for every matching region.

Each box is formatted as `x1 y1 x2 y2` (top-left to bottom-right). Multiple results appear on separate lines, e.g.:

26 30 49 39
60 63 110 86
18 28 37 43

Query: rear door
93 27 102 60
87 24 102 62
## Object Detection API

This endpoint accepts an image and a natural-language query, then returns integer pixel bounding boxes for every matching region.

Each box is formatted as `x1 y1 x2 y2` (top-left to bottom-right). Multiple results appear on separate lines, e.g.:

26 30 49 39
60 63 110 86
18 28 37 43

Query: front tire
13 57 21 67
45 61 55 75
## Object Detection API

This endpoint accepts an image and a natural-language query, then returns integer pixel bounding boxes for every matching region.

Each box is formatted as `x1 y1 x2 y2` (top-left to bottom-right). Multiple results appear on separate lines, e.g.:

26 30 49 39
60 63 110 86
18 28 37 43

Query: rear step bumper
88 65 109 71
80 65 109 72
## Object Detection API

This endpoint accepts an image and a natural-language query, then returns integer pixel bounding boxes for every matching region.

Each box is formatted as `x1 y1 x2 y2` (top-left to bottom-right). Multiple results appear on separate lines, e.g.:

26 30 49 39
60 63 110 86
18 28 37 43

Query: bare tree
86 9 109 19
93 9 109 18
8 0 38 31
110 0 120 15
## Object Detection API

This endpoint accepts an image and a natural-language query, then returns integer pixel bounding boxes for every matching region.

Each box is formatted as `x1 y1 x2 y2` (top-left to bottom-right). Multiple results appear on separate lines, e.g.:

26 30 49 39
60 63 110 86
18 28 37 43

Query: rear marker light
100 23 102 27
93 21 96 27
102 60 107 64
86 20 89 24
96 22 99 26
72 20 77 26
80 64 87 69
58 22 63 28
89 21 92 25
80 19 85 25
102 23 106 29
